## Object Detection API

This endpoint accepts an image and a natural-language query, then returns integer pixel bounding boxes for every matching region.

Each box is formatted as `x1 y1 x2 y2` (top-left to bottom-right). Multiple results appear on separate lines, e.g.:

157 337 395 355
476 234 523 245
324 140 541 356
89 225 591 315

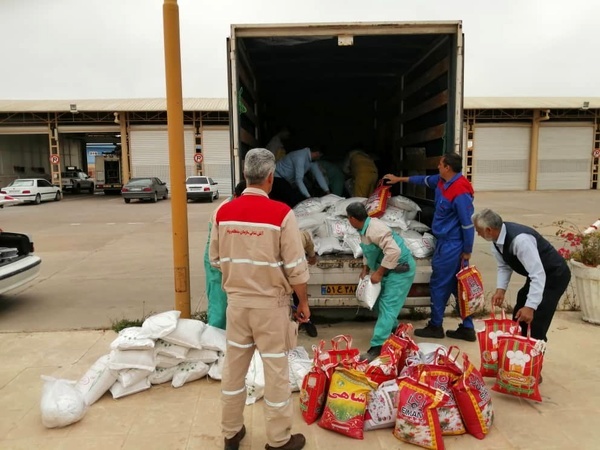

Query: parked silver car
121 178 169 203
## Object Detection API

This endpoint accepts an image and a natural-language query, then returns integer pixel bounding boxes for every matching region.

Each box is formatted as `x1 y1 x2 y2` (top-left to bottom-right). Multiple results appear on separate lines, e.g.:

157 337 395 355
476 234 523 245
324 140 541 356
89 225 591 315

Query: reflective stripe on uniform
227 340 255 349
222 386 246 396
283 256 305 269
264 397 290 408
220 220 281 231
261 352 287 358
220 257 283 268
461 224 474 229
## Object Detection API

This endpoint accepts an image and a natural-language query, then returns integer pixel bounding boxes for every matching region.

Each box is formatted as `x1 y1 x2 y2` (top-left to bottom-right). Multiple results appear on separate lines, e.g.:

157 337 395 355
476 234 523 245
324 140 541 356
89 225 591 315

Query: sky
0 0 598 100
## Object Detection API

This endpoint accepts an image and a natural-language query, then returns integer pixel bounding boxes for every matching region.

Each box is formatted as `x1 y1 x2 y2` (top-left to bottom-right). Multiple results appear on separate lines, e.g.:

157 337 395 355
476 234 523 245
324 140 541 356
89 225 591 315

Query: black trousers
270 177 305 208
513 266 571 341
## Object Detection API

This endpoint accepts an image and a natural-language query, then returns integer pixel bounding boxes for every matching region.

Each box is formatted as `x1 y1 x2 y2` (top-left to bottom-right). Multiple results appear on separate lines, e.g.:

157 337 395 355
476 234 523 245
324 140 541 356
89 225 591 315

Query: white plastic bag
41 376 87 428
356 276 381 310
75 354 118 406
172 361 210 388
149 366 178 385
288 347 313 392
208 353 225 380
161 318 206 349
417 343 448 365
110 327 156 351
108 349 155 372
110 378 151 399
118 368 153 388
186 348 219 364
245 350 265 405
199 326 227 352
140 310 181 339
364 379 400 431
343 233 363 258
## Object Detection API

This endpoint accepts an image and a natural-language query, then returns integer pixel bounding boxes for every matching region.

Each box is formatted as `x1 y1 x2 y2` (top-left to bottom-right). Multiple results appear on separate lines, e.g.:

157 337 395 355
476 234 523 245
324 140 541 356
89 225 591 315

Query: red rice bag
476 310 519 377
318 368 377 439
364 351 398 386
299 367 329 425
456 262 485 319
452 354 494 439
394 376 448 450
382 323 419 372
493 329 546 402
365 180 391 218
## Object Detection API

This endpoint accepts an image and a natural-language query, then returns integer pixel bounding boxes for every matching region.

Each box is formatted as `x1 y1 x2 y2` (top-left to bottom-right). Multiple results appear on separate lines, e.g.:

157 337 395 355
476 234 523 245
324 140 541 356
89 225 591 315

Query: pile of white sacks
294 194 436 259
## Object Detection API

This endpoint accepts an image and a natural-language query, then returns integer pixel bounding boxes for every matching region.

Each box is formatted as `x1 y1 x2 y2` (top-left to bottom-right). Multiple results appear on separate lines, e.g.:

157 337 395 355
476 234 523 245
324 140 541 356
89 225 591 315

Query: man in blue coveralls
384 152 476 341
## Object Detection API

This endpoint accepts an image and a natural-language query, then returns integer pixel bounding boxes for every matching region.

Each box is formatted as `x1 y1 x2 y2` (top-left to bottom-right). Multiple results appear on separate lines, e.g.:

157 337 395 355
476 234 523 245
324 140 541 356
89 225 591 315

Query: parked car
0 231 41 295
121 177 169 203
0 179 62 204
185 176 219 202
61 166 95 194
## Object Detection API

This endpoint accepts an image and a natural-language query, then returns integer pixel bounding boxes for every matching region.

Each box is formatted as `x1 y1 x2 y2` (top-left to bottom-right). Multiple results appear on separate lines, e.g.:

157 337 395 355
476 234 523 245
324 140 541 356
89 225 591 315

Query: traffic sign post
49 155 60 165
593 148 600 159
193 153 203 164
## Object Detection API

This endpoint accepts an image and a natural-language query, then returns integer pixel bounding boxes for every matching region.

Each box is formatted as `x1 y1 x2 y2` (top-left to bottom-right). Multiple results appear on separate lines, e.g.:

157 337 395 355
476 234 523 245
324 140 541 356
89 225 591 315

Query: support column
119 112 130 185
528 109 541 191
48 113 61 187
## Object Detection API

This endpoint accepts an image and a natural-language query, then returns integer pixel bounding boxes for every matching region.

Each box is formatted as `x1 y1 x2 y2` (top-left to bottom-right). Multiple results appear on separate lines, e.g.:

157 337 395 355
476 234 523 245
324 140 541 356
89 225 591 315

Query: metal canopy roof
464 97 600 109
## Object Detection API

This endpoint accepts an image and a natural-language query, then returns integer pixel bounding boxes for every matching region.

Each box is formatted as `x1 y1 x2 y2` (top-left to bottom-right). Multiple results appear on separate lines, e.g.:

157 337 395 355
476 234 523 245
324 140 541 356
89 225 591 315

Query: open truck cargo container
227 21 464 309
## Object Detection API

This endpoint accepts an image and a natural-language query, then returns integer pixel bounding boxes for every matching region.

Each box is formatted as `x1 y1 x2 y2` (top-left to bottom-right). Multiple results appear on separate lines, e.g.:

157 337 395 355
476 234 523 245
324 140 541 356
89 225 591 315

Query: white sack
408 220 430 233
110 327 155 351
208 353 225 380
399 230 436 258
313 236 345 255
343 233 363 258
326 217 359 239
140 310 181 339
293 197 324 215
156 354 183 369
288 347 313 392
75 354 118 406
297 212 328 232
108 349 155 372
172 361 210 388
388 195 421 217
380 206 410 230
330 197 368 217
364 379 400 431
149 366 178 385
186 348 219 364
199 326 227 352
110 378 151 399
356 276 382 310
319 194 344 207
118 368 153 389
41 376 87 428
161 318 206 349
155 339 189 360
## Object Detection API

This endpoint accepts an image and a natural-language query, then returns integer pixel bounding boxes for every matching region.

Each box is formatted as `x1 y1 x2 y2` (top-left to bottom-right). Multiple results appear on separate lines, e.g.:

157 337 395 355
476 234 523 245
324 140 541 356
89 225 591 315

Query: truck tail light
142 187 152 192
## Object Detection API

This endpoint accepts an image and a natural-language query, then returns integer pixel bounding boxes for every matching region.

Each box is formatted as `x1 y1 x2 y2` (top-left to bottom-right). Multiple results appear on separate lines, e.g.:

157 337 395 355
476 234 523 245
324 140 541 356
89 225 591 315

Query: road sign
593 148 600 159
49 155 60 165
194 153 204 163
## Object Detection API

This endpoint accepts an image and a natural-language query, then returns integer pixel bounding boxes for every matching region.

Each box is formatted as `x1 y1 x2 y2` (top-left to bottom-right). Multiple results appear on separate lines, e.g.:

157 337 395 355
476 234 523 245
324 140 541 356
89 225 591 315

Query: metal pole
528 109 541 191
163 0 191 318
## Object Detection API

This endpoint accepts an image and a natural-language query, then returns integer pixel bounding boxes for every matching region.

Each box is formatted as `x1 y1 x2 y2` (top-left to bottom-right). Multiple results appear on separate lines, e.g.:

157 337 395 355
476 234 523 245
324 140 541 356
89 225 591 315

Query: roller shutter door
129 126 195 188
202 127 232 196
472 125 530 191
537 124 593 190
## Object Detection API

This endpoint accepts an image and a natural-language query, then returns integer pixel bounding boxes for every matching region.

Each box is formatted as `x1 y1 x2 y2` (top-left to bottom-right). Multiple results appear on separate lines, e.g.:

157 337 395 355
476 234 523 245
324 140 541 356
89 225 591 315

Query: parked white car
0 194 22 208
0 231 41 295
185 176 219 202
1 179 62 204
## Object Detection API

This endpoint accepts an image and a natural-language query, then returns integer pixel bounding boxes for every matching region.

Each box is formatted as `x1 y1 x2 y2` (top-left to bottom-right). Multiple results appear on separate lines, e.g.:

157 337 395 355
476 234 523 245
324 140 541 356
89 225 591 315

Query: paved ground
0 190 598 331
0 314 599 449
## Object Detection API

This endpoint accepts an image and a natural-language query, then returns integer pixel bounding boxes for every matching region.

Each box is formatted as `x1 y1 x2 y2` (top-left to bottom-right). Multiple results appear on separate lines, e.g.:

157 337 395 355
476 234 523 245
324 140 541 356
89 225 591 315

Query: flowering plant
555 220 600 267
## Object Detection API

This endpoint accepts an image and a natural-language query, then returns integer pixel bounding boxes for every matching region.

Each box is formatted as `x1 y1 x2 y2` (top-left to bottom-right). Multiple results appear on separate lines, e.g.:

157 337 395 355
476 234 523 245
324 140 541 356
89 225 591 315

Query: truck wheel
124 198 131 204
54 191 62 201
151 192 158 203
34 194 41 205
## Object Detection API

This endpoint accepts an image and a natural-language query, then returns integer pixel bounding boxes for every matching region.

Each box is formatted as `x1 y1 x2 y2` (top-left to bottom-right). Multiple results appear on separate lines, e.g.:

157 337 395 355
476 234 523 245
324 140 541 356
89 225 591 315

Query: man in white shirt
472 208 571 342
266 128 291 161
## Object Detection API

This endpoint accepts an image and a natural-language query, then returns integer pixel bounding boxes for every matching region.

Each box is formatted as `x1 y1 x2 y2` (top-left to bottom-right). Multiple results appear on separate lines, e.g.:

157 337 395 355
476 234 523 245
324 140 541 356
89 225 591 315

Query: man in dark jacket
472 208 571 342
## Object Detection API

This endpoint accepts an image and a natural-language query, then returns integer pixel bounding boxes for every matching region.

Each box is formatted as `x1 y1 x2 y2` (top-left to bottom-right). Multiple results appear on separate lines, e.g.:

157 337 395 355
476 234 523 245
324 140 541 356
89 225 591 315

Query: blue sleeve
294 158 310 198
453 193 475 253
408 174 440 189
310 162 330 193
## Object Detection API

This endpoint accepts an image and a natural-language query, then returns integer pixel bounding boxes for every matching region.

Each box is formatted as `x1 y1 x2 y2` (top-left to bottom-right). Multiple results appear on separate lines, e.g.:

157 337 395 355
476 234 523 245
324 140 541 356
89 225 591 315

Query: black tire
151 192 158 203
34 194 41 205
124 198 131 204
215 191 219 200
54 191 62 201
162 189 168 200
209 194 214 203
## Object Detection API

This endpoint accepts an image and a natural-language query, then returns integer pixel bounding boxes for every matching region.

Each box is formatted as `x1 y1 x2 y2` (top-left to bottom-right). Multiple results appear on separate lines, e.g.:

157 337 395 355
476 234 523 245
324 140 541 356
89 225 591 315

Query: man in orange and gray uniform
210 147 310 450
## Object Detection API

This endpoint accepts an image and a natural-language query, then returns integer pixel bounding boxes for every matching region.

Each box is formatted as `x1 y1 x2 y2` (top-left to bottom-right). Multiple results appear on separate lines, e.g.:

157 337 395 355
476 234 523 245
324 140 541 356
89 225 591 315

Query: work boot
224 425 246 450
360 345 382 363
414 322 445 339
302 322 318 338
446 324 477 342
265 433 306 450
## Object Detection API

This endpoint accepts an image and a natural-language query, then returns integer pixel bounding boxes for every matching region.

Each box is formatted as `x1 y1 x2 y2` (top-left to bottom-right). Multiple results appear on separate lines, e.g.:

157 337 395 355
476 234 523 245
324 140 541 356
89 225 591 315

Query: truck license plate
320 284 357 296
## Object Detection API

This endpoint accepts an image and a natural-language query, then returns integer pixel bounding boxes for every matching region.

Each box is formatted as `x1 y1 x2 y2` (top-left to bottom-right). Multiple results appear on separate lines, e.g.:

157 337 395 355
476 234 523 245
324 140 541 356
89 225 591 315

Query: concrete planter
570 260 600 325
